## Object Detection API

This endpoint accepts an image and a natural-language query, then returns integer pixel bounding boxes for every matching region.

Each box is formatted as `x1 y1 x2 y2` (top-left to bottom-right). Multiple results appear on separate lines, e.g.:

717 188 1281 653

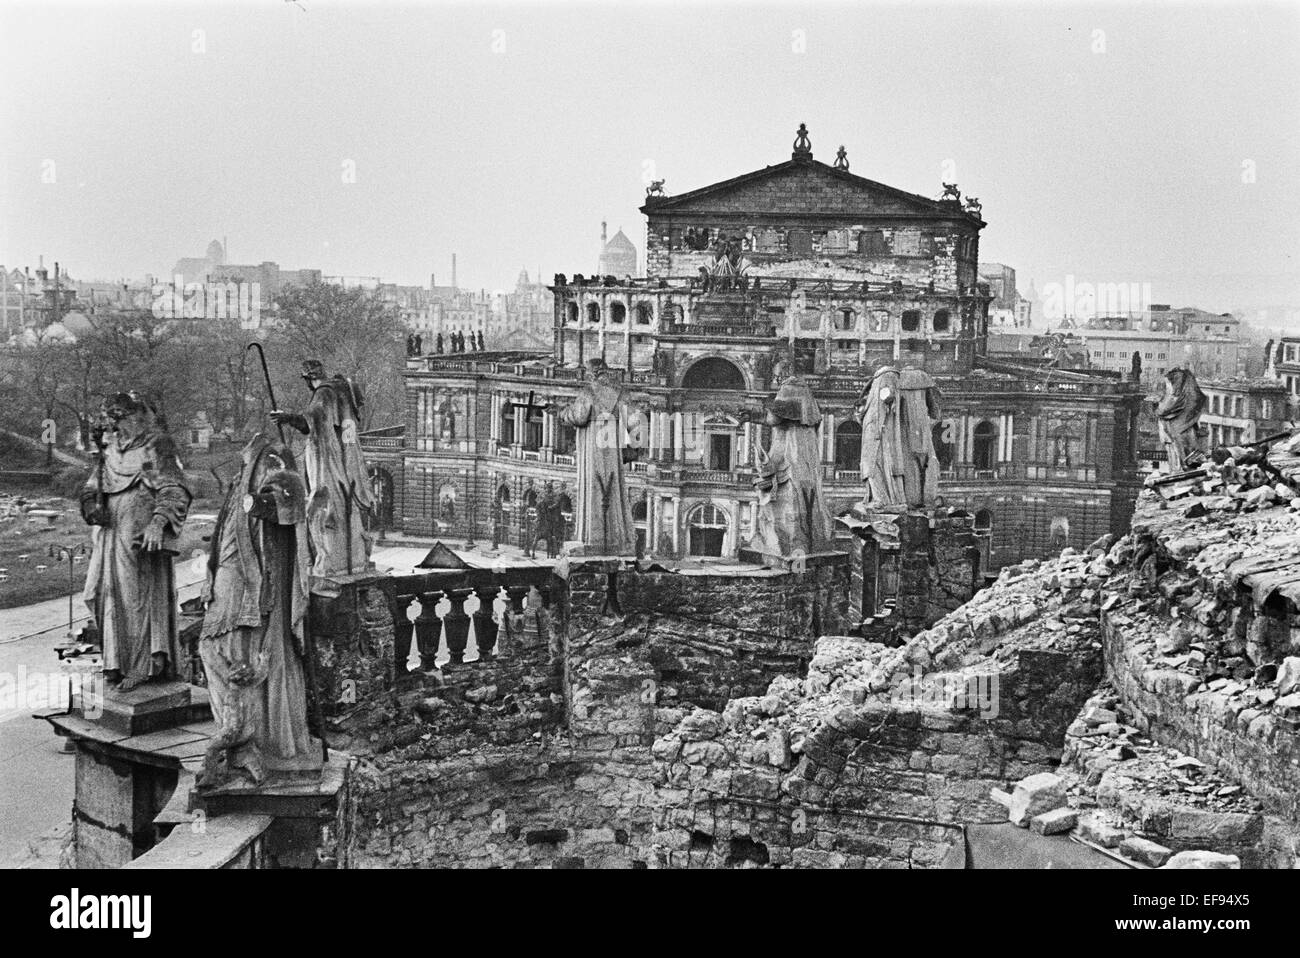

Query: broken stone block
1083 706 1118 727
678 709 724 741
1119 836 1173 867
1030 807 1078 836
1078 816 1124 848
1157 625 1191 656
1162 850 1241 869
1008 772 1066 827
1276 656 1300 696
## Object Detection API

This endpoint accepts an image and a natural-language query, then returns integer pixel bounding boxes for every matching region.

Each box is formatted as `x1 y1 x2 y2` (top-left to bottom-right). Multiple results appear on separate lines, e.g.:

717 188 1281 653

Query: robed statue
271 360 374 578
555 359 637 554
748 373 834 558
856 364 941 511
1155 367 1206 472
856 365 906 509
198 435 321 786
81 392 192 691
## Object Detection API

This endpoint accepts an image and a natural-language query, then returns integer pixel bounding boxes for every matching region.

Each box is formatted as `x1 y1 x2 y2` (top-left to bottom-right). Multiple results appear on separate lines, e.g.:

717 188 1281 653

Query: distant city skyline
3 1 1297 318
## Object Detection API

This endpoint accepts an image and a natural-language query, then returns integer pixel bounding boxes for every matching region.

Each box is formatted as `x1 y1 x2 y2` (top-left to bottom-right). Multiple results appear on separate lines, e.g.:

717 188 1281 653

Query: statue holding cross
554 359 638 555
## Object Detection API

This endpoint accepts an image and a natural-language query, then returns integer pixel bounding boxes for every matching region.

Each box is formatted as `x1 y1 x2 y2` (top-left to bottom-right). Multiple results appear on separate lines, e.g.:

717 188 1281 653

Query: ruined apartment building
363 126 1145 571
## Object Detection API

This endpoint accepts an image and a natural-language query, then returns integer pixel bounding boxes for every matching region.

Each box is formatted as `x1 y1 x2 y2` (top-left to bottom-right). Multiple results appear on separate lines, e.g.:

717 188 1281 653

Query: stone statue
748 374 834 558
271 360 374 578
1156 368 1206 472
476 330 485 351
1131 351 1142 381
198 435 320 786
941 183 961 202
555 359 636 554
645 179 666 197
413 333 422 355
896 366 942 509
81 392 192 691
435 332 444 354
856 365 906 509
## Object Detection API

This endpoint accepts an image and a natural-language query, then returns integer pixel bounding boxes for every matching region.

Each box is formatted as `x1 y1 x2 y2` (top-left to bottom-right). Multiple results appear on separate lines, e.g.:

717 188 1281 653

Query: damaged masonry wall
338 439 1300 868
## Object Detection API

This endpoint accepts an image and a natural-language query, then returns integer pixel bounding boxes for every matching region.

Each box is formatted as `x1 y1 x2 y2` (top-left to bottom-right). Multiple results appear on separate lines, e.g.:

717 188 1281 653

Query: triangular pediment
417 541 470 570
643 159 970 220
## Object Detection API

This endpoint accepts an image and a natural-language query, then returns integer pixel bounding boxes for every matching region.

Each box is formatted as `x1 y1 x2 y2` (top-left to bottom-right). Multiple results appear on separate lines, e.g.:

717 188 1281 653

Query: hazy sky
2 1 1298 319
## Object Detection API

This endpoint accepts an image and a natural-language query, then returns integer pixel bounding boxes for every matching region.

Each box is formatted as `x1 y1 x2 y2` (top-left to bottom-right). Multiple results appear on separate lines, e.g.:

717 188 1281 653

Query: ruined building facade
364 128 1144 572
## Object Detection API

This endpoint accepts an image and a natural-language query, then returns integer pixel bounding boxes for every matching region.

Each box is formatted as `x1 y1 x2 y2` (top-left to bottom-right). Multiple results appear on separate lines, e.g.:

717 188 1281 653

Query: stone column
674 411 684 463
670 495 681 554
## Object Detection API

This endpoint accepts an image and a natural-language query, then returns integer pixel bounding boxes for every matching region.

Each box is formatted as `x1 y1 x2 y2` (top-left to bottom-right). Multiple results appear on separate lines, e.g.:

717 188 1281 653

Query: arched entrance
687 502 729 557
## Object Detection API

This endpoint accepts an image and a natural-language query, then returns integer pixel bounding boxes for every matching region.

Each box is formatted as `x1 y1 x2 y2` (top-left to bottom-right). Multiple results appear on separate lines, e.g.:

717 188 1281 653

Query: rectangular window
901 310 921 332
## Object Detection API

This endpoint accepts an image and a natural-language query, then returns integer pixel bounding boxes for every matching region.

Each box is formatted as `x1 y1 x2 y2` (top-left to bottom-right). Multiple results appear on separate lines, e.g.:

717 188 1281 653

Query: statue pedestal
76 679 207 736
561 540 635 559
736 548 846 572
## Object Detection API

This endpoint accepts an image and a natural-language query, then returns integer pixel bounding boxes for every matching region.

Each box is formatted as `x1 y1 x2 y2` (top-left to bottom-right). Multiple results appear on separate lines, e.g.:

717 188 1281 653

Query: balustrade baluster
414 591 443 671
473 586 500 659
442 588 473 664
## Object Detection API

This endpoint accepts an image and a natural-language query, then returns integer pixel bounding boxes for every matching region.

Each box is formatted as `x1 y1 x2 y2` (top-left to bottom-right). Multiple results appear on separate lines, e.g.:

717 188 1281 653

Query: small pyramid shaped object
417 541 470 569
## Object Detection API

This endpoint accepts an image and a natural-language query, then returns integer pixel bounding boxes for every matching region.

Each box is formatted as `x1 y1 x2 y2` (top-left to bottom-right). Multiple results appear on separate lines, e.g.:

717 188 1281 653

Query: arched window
932 422 953 469
834 419 862 471
635 302 653 325
586 302 600 324
901 310 922 333
688 502 729 557
682 357 745 390
566 301 579 325
933 309 950 333
972 420 997 471
610 302 626 324
632 496 648 555
836 308 856 332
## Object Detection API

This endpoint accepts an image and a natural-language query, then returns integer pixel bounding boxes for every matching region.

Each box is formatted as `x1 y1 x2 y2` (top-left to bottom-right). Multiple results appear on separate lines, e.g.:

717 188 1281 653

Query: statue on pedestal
748 371 833 558
271 360 374 578
554 359 636 554
855 364 941 511
80 392 192 691
1156 367 1206 472
198 435 321 786
856 365 906 509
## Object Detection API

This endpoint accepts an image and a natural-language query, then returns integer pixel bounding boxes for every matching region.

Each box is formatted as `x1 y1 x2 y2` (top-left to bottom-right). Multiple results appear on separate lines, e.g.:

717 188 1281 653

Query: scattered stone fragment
1119 836 1173 867
1077 816 1125 848
1162 850 1241 869
1030 807 1078 835
1008 772 1067 827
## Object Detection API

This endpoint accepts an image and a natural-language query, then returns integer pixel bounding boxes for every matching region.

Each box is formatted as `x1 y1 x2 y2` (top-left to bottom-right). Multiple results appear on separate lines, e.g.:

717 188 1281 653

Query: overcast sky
2 0 1297 320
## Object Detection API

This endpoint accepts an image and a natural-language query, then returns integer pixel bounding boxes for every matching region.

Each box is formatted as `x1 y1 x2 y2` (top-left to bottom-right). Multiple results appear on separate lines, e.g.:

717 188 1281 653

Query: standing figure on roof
271 360 374 578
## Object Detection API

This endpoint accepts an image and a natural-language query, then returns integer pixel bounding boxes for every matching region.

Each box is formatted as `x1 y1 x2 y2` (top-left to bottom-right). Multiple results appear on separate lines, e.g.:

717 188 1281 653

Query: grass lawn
0 489 217 611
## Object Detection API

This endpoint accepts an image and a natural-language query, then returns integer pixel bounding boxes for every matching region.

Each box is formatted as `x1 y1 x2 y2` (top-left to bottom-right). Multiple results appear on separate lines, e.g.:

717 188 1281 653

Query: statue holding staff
80 392 192 691
271 359 375 578
198 435 321 786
